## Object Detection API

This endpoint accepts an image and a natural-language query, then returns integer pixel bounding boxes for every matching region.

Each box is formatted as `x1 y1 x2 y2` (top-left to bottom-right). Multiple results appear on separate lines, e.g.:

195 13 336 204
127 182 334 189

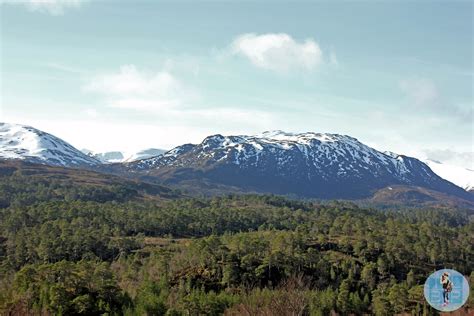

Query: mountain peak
384 151 400 159
0 122 100 167
127 130 472 200
255 130 351 143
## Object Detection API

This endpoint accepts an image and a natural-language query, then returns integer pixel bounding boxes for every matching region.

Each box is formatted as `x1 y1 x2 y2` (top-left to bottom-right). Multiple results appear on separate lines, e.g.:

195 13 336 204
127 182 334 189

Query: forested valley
0 166 473 315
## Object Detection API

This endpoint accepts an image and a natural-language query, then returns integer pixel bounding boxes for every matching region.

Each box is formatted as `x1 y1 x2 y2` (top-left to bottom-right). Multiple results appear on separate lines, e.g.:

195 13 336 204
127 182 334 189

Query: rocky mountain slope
127 131 472 200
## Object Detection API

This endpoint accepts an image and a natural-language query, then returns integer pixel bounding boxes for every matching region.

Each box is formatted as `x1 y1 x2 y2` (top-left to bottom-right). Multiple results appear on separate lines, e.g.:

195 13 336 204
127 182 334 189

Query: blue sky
1 0 472 168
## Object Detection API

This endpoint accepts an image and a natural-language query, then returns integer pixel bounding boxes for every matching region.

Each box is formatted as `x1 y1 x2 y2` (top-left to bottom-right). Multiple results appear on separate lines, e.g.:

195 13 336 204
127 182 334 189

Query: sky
1 0 473 168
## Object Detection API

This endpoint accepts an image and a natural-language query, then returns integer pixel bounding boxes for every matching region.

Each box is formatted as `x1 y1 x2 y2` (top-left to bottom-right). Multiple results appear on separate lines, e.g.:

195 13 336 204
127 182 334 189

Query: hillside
0 160 180 208
0 190 472 315
363 185 474 210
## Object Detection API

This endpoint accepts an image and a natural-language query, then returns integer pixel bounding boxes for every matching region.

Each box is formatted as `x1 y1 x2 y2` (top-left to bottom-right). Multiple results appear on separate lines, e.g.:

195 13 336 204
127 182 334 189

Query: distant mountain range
82 148 167 163
1 122 472 206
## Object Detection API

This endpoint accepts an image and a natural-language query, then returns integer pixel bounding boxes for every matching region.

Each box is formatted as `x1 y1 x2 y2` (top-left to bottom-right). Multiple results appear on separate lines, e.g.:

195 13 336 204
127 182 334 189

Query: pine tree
349 291 363 314
407 270 415 287
372 287 391 316
337 279 351 314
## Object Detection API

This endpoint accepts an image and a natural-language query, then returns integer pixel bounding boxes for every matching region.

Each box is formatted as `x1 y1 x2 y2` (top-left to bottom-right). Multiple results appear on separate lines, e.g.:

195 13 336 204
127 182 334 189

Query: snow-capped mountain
1 124 470 202
124 148 167 162
128 130 471 200
82 150 125 163
83 148 166 163
423 159 473 191
0 123 100 167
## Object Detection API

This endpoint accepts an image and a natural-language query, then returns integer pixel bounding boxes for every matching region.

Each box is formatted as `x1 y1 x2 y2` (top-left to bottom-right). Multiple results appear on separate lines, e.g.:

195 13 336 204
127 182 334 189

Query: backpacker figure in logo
440 272 453 306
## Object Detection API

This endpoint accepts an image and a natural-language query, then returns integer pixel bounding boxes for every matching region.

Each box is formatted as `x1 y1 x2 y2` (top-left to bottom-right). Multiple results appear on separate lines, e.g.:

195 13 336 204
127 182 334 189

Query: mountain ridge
125 130 472 201
1 123 471 204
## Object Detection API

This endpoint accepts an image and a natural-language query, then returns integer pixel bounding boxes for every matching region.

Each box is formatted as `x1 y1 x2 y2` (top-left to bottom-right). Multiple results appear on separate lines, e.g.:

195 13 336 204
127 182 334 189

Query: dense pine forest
0 165 473 315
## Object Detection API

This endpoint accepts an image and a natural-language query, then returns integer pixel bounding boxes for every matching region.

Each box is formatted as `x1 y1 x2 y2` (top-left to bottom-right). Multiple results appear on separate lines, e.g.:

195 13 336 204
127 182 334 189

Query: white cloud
329 51 339 67
78 64 279 144
230 33 323 72
1 0 84 15
45 62 85 74
423 149 474 170
84 108 99 118
398 77 472 123
4 107 277 152
84 65 191 112
399 78 439 107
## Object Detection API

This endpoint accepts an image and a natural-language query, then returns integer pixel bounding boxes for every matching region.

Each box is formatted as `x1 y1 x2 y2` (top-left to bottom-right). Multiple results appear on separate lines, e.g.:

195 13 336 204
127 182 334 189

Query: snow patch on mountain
128 130 471 200
0 122 100 167
132 130 435 184
193 131 399 174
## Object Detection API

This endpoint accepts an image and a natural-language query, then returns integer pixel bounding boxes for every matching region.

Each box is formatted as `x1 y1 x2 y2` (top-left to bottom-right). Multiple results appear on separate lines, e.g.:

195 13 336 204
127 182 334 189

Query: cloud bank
231 33 323 72
399 78 439 107
81 64 276 137
84 65 187 111
1 0 84 15
424 149 474 170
